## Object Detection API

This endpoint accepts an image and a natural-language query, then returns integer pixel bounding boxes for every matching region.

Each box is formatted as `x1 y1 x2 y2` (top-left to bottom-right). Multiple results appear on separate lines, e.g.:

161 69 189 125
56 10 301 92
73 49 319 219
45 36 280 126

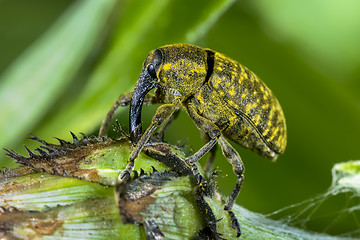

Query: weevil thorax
154 44 208 103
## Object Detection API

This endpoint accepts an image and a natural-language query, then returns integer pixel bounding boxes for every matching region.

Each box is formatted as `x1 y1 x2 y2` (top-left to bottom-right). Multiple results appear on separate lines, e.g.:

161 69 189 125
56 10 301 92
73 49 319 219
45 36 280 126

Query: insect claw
215 217 223 223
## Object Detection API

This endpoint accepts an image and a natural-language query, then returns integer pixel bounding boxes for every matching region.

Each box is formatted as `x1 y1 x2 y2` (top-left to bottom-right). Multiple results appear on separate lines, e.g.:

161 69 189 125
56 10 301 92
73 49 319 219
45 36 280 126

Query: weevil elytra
100 43 287 237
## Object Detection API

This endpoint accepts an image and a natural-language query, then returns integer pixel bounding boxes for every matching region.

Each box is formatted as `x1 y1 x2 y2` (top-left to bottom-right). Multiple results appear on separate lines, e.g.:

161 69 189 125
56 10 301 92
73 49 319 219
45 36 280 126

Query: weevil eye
147 64 157 78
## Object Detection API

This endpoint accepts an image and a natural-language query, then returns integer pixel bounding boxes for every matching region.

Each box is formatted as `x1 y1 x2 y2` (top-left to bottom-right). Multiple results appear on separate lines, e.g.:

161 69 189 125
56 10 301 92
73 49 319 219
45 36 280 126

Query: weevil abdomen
194 51 286 160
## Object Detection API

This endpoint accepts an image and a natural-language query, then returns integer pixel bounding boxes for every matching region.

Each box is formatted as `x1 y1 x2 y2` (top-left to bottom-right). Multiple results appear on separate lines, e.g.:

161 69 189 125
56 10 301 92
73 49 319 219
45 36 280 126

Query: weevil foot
189 162 208 187
144 220 165 240
227 210 241 237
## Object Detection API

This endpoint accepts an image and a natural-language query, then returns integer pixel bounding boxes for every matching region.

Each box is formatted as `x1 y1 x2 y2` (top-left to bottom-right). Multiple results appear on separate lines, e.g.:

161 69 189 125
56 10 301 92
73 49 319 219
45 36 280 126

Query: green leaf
0 0 118 153
34 0 237 143
0 0 237 165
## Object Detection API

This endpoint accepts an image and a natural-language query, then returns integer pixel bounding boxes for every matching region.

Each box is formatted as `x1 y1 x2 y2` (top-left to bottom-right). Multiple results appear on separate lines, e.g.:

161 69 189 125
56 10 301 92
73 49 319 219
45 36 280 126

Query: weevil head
130 44 208 140
155 44 208 101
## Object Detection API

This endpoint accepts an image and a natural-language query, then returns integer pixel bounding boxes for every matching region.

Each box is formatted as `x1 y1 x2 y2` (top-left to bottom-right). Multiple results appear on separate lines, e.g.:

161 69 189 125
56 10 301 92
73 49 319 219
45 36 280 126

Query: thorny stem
0 135 355 240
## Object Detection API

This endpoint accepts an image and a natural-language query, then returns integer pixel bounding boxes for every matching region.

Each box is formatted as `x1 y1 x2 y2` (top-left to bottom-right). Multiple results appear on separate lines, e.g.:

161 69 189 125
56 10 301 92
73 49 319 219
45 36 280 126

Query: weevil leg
144 220 165 240
155 108 180 141
192 172 226 240
186 136 242 236
201 133 218 177
99 92 132 137
187 101 242 237
99 93 161 137
117 104 177 183
217 135 244 237
186 101 222 186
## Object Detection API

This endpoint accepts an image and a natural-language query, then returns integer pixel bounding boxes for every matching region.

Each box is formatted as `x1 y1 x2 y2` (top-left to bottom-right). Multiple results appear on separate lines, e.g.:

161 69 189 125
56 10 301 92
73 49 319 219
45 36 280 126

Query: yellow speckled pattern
207 51 286 157
157 44 207 99
143 43 286 160
99 44 286 236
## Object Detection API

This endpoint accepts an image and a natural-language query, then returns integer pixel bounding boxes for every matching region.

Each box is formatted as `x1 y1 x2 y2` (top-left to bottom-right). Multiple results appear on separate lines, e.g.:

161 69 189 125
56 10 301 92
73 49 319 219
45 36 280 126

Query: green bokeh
1 0 359 236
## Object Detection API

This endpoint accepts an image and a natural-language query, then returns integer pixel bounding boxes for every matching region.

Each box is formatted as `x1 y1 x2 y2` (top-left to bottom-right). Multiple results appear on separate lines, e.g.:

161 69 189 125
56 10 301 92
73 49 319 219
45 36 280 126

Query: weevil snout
129 49 163 141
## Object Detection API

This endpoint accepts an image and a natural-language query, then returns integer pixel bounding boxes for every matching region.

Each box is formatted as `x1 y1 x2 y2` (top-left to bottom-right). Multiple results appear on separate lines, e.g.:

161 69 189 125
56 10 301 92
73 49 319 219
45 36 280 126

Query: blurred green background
1 0 360 236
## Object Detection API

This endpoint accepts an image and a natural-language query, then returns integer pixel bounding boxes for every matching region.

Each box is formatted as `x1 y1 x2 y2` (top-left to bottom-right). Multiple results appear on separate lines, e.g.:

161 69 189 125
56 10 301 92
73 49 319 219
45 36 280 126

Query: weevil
99 43 287 237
